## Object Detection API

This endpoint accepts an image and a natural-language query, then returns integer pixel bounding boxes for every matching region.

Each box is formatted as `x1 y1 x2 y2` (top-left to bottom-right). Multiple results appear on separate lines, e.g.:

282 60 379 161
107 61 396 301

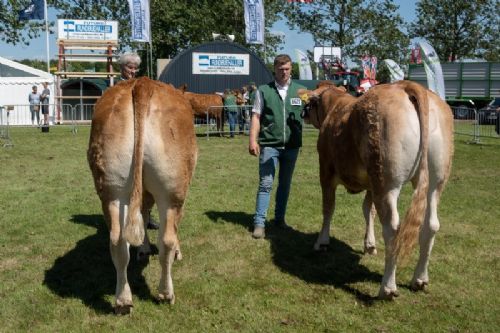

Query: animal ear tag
300 93 310 103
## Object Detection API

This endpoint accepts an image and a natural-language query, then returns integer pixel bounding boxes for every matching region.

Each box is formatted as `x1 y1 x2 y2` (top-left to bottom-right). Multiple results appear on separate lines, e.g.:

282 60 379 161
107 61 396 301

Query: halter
300 85 338 126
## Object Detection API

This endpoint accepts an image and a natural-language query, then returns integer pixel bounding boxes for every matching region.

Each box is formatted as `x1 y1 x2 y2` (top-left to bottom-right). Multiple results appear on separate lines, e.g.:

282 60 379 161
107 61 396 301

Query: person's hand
249 140 260 156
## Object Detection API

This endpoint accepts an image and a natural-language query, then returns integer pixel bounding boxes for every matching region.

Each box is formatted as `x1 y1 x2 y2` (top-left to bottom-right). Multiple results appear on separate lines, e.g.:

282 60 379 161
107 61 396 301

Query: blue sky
0 1 416 62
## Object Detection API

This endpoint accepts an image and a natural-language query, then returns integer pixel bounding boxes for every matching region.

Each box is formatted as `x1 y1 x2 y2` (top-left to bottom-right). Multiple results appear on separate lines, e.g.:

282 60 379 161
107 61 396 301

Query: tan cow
179 84 225 134
88 77 197 313
300 81 453 299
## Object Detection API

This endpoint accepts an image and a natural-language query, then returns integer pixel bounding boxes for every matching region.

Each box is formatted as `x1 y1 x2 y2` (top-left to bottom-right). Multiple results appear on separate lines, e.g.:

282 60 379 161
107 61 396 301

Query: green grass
0 126 499 332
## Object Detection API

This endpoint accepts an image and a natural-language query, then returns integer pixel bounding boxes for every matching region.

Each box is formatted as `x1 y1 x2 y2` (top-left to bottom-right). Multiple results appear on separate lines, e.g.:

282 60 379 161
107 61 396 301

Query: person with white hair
119 52 141 80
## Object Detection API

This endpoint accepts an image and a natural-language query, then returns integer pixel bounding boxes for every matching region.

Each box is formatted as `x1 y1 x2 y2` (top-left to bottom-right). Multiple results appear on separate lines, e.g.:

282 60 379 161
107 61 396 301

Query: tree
410 0 499 62
150 1 282 61
34 1 282 73
283 0 410 64
0 1 49 45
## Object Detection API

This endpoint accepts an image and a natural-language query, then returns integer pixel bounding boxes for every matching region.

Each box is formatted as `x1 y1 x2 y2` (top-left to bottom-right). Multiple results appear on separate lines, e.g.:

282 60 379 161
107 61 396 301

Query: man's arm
249 112 260 156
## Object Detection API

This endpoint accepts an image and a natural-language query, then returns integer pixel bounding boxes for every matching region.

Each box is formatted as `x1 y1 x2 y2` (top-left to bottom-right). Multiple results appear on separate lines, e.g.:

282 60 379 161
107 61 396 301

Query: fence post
1 106 14 147
472 109 480 144
71 105 78 135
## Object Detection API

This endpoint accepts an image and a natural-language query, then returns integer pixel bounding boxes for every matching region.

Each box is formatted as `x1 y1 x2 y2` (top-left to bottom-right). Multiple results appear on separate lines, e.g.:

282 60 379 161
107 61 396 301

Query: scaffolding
54 39 119 124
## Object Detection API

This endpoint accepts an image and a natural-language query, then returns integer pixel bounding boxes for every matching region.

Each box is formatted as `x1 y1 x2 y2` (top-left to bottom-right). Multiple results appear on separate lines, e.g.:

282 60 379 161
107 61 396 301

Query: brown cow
88 77 197 313
300 81 453 300
179 84 225 134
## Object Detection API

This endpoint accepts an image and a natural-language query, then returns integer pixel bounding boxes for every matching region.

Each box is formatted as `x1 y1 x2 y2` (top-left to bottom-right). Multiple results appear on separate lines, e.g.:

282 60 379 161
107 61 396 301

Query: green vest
258 80 306 148
224 94 238 112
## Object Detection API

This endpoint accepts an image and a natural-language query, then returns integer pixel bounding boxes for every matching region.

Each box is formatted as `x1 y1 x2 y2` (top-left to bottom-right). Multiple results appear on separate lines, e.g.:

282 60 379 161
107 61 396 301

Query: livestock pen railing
2 104 497 144
451 106 499 143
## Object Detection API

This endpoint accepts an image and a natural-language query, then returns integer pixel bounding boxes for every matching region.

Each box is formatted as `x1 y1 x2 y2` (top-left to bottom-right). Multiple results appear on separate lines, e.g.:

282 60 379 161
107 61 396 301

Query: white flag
295 49 312 80
128 0 150 42
382 59 404 82
244 0 265 45
418 40 445 100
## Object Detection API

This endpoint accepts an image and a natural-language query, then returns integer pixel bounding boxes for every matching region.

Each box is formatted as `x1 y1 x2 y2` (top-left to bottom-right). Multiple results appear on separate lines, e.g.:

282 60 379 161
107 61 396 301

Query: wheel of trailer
455 105 470 120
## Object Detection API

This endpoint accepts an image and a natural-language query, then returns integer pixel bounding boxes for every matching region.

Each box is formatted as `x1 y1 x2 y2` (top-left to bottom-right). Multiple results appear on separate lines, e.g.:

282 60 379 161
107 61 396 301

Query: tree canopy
2 0 498 66
283 0 410 64
410 0 499 62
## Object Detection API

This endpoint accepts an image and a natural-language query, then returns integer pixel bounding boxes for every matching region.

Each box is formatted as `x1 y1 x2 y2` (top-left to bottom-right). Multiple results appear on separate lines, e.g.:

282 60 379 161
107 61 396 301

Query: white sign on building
57 19 119 41
192 52 250 75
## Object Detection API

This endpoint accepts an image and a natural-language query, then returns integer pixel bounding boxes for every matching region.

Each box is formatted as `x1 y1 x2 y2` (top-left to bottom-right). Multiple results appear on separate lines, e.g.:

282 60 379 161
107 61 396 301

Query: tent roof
0 56 53 85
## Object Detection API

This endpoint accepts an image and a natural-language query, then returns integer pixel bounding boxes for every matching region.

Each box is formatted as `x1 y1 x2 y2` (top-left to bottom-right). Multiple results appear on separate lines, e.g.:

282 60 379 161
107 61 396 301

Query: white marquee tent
0 56 55 125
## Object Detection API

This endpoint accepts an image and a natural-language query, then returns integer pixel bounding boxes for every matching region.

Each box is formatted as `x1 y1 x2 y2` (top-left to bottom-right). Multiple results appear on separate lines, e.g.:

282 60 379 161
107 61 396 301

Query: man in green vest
248 54 306 239
224 89 238 138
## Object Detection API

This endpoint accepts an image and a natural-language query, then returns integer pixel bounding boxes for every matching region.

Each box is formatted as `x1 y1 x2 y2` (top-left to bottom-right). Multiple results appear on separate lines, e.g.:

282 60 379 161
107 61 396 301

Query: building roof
0 56 53 85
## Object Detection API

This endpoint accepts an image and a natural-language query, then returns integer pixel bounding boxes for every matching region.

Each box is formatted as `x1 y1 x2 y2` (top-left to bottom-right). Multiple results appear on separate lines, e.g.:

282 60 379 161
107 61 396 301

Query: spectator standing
239 86 249 134
224 89 238 138
40 82 50 125
28 85 41 126
248 54 306 239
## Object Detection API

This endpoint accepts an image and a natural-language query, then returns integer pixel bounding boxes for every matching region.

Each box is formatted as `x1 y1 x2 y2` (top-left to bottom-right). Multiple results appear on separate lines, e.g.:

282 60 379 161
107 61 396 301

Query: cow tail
393 81 430 262
124 78 150 246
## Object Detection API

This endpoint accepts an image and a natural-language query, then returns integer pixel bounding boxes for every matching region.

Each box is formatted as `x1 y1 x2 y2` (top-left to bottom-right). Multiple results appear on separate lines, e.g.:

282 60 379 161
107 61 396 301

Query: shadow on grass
43 214 154 314
205 210 381 305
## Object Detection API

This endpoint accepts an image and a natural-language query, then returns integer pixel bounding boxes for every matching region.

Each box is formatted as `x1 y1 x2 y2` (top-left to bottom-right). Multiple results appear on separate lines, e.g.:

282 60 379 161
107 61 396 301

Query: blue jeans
254 147 300 227
227 111 237 137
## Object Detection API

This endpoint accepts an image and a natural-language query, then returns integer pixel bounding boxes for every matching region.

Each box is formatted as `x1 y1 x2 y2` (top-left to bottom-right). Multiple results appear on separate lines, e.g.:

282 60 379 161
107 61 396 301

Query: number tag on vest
290 98 302 106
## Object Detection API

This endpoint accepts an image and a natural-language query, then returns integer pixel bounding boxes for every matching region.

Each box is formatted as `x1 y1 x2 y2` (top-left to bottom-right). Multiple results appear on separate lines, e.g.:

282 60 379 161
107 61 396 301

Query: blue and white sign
57 19 118 41
244 0 265 45
127 0 150 42
192 53 250 75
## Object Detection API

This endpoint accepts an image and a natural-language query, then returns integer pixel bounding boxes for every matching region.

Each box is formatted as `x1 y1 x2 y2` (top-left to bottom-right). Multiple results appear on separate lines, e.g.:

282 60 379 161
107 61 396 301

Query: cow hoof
378 288 399 301
410 280 428 292
157 293 175 305
175 249 182 261
364 246 377 255
114 304 133 315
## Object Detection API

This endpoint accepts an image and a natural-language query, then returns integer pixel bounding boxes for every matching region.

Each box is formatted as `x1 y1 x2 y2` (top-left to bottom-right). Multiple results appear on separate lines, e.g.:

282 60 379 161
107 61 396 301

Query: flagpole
44 0 50 73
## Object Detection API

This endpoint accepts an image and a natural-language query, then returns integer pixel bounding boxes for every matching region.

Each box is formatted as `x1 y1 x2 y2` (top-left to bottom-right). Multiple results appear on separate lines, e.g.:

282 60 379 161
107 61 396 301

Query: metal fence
451 106 499 143
196 105 251 138
1 103 498 144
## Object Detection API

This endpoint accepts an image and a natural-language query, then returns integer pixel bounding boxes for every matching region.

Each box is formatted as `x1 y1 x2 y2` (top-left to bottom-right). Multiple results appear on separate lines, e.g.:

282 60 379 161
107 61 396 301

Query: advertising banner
244 0 265 45
57 19 118 41
418 40 445 100
192 53 250 75
295 49 312 80
127 0 150 42
382 59 404 82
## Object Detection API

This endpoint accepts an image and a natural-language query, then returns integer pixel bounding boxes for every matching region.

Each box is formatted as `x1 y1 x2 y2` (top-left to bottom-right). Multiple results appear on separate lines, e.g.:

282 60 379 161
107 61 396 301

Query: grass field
0 126 499 332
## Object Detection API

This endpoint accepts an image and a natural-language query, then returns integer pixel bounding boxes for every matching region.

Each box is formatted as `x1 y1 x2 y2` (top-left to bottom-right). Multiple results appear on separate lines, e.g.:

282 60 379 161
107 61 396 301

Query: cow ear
338 86 347 92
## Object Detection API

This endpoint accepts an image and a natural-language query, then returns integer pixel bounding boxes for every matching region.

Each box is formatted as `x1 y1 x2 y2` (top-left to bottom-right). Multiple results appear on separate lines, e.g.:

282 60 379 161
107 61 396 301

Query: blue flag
19 0 45 21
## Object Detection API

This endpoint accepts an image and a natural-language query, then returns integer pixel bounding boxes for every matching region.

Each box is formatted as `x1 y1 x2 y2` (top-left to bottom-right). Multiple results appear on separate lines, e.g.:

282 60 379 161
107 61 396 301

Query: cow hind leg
362 191 377 255
411 182 443 291
157 202 183 304
375 188 401 300
105 199 133 314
